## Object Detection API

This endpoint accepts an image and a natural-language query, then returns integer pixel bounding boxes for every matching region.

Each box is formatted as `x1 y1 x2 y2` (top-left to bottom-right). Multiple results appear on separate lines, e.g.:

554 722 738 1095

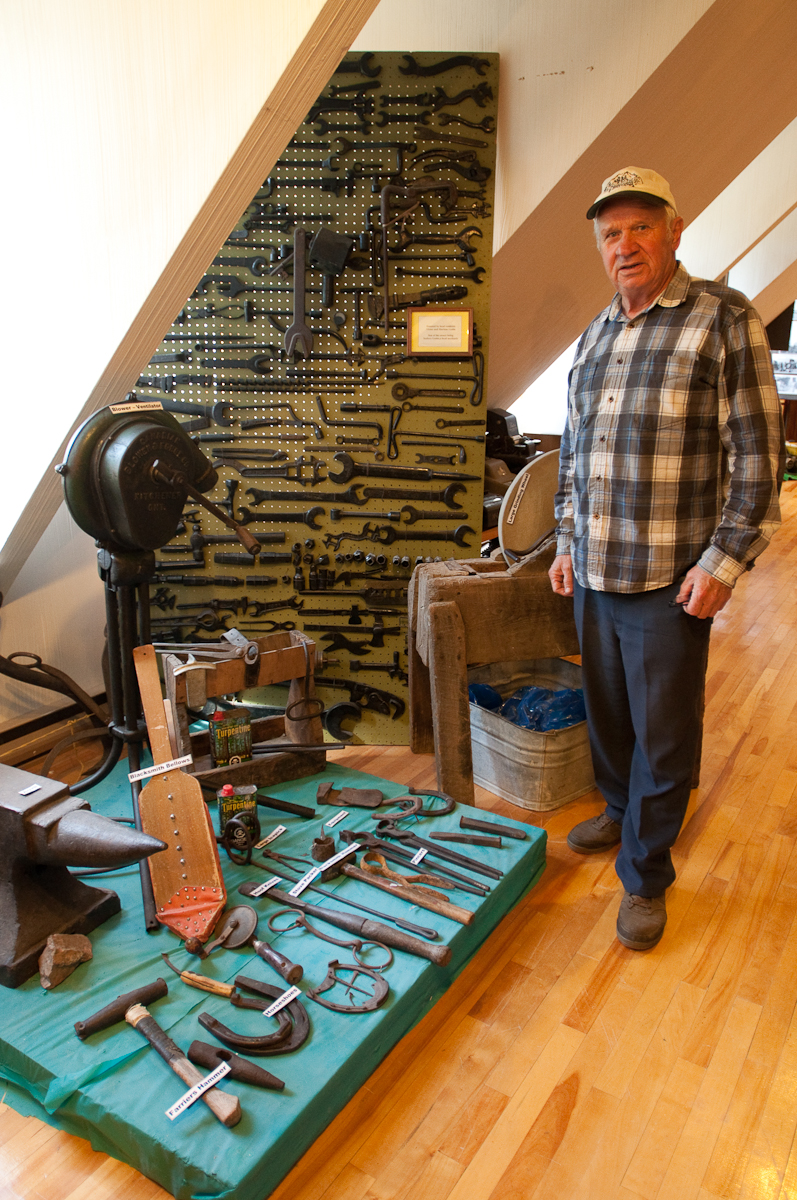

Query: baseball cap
586 167 678 219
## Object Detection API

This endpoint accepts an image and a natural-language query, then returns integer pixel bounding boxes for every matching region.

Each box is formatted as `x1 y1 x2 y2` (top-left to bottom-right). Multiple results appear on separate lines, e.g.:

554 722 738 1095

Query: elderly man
549 167 783 950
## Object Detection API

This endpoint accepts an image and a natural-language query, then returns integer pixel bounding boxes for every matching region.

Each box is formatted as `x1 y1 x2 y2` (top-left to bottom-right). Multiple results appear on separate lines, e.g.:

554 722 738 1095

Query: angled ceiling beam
729 207 797 325
0 0 379 599
679 115 797 282
487 0 797 410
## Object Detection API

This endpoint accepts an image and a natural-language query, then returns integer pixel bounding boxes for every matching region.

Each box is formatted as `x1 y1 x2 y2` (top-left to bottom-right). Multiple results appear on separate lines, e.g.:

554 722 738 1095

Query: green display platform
0 762 546 1200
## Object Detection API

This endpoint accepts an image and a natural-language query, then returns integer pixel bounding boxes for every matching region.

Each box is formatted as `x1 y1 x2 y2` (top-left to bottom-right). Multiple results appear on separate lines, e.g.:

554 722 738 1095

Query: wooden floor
2 480 796 1200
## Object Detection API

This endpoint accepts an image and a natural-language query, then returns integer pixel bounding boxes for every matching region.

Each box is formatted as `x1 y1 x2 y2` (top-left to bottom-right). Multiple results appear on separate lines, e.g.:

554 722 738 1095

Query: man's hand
676 565 733 619
549 554 574 596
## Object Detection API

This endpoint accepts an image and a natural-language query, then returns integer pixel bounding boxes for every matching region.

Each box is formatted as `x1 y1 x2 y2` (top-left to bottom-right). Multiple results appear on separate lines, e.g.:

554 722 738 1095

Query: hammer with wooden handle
125 1003 241 1127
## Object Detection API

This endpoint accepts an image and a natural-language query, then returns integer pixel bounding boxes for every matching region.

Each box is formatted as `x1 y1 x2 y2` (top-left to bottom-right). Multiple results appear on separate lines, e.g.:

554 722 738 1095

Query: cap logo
605 170 642 192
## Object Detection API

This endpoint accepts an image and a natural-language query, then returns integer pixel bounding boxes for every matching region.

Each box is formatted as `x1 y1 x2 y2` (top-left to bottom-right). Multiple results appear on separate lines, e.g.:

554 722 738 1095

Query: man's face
595 197 684 304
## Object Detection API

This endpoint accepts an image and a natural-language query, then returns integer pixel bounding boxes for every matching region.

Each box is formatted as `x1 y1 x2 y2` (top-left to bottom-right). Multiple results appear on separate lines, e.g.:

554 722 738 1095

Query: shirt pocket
568 356 599 423
635 350 715 431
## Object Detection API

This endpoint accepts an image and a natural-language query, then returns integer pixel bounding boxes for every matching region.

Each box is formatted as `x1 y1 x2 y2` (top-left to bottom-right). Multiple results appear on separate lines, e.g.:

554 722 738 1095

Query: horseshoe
197 976 309 1056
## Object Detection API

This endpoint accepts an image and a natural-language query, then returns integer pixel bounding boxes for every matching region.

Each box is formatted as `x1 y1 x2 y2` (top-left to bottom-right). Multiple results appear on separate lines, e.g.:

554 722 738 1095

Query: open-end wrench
329 508 400 522
392 384 466 403
361 482 467 509
400 506 469 524
246 485 366 506
399 54 491 77
247 595 304 617
395 266 485 284
436 418 485 429
212 256 276 276
334 52 381 78
327 453 478 484
372 524 475 547
236 506 325 530
200 355 275 375
438 113 496 133
284 229 313 359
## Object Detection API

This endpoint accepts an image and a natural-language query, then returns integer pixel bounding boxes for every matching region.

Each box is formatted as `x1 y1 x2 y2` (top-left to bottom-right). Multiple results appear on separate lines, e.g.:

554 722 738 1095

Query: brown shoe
567 811 622 854
616 891 667 950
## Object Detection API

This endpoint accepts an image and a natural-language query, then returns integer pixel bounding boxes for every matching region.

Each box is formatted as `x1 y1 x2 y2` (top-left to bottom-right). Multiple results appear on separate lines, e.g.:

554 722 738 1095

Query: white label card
110 400 163 413
165 1060 231 1120
250 876 282 897
411 847 429 865
128 755 193 782
255 825 287 848
324 809 349 829
263 985 301 1019
322 842 360 869
289 868 321 897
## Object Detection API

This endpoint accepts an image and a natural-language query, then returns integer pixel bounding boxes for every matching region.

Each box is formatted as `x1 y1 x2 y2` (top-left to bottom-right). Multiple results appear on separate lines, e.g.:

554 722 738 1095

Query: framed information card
406 307 474 357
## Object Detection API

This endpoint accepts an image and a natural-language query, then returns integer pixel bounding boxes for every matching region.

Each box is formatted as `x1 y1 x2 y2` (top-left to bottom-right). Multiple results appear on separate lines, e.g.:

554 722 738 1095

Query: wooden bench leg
428 600 475 805
408 627 435 754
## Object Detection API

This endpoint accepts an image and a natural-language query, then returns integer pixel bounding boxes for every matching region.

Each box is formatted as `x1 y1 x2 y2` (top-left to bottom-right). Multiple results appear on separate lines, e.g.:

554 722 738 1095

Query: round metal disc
211 904 258 948
497 449 560 562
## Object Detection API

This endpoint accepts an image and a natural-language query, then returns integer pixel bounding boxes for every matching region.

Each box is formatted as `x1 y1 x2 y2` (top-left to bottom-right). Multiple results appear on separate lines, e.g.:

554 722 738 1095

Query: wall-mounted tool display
139 52 498 744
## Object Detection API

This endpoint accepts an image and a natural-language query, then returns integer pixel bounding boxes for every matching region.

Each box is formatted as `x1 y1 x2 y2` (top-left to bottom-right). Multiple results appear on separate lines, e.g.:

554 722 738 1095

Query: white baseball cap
587 167 678 219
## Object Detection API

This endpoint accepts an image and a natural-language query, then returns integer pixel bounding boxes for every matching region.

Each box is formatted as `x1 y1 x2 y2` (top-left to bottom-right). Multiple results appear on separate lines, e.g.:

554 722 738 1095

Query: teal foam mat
0 760 546 1199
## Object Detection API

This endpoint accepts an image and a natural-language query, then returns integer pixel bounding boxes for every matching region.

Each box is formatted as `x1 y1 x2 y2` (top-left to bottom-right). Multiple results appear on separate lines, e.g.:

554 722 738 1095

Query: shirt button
595 475 602 481
599 436 606 442
608 396 614 402
617 357 623 363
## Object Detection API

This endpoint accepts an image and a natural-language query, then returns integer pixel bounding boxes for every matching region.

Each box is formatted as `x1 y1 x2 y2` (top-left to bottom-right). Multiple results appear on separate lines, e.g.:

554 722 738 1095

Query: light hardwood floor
2 480 796 1200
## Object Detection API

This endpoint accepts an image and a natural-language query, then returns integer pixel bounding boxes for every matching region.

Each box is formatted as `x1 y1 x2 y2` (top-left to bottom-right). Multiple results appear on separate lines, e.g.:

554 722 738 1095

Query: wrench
327 453 478 485
402 402 465 414
438 113 496 133
200 355 275 375
429 83 494 111
391 383 466 403
375 111 431 127
329 508 400 522
246 485 366 507
387 348 484 407
415 454 456 466
400 506 468 524
334 52 381 78
436 418 485 429
399 54 491 77
391 225 482 253
236 506 325 531
361 482 467 509
284 229 314 359
371 524 475 547
402 440 468 464
247 595 304 616
395 266 485 284
213 256 273 275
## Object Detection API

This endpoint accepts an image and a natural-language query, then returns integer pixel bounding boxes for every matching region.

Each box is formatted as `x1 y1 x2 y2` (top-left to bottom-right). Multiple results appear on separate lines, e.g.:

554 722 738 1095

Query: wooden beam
0 0 379 598
487 0 797 409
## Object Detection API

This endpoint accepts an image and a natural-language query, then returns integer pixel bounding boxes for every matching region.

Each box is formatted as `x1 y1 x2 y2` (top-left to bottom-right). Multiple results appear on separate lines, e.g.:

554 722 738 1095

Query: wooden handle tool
346 858 473 925
125 1003 241 1127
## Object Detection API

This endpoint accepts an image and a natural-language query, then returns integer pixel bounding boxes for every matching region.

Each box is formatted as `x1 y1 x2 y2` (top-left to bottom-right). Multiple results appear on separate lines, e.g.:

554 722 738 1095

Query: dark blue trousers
573 579 712 896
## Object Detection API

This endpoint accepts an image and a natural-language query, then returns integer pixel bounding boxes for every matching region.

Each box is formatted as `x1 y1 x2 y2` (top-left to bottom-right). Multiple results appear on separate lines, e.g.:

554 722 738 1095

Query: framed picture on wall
406 307 474 357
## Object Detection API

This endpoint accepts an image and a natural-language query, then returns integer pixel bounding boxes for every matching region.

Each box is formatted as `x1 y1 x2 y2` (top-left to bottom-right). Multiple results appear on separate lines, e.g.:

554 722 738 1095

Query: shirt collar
605 261 690 323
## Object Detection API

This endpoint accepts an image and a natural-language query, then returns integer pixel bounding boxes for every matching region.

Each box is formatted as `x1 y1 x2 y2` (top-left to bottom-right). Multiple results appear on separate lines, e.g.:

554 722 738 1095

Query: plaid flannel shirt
555 264 784 592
